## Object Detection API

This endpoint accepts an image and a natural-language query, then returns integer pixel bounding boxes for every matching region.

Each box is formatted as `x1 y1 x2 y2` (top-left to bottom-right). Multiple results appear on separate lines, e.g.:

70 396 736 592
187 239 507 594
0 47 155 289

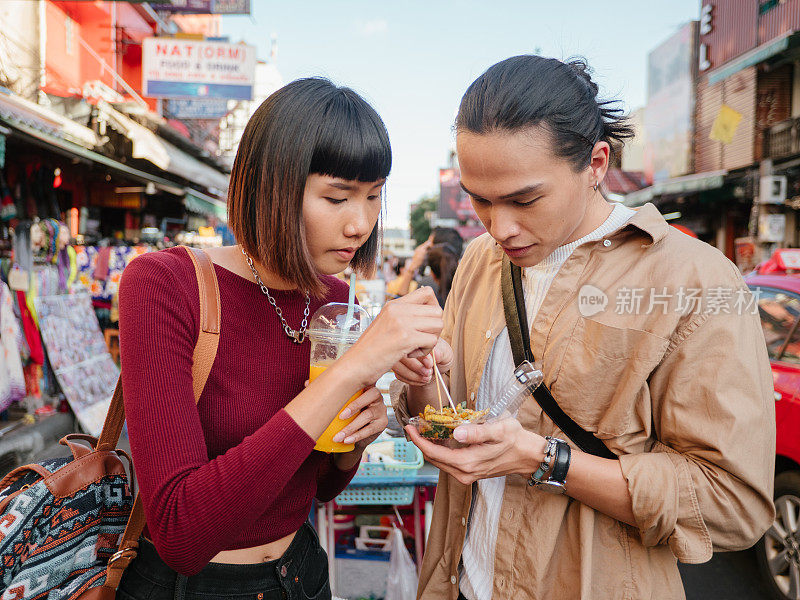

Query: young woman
117 78 444 600
392 56 775 599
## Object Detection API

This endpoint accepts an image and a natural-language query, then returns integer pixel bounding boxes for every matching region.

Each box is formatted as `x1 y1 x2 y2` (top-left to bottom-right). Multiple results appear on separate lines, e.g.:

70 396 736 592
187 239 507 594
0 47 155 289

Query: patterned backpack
0 247 220 599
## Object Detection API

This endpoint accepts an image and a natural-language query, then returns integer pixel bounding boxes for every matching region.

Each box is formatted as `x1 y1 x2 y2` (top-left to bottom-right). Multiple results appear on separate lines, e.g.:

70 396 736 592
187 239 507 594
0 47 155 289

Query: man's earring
592 181 599 192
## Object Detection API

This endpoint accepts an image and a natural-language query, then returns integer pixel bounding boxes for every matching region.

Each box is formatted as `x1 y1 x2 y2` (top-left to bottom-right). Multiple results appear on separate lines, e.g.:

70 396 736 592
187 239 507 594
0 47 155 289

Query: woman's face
302 174 384 275
457 126 608 268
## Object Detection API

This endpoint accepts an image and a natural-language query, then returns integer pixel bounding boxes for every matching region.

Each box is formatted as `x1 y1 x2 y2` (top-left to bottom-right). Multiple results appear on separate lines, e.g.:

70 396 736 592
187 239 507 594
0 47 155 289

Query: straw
339 272 357 354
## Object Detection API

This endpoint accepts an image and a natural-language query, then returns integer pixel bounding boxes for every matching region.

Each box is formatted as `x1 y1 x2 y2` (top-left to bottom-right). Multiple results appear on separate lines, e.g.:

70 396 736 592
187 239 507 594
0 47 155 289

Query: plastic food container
407 361 544 447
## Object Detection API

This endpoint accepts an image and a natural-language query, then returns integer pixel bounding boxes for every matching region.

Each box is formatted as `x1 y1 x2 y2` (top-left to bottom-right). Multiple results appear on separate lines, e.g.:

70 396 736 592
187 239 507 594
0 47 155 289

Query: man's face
457 126 595 267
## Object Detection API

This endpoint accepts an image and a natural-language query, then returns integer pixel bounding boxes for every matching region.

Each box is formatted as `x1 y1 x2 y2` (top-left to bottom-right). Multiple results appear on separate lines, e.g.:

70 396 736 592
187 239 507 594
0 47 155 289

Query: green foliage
409 194 438 245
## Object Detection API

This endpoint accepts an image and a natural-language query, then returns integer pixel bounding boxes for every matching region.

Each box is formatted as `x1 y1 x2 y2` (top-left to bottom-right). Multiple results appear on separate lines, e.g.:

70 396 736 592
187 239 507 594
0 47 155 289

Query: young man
391 56 775 600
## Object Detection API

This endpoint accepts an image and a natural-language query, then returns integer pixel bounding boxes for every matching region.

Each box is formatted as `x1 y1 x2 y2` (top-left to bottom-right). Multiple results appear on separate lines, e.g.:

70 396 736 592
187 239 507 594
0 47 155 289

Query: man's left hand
405 419 547 485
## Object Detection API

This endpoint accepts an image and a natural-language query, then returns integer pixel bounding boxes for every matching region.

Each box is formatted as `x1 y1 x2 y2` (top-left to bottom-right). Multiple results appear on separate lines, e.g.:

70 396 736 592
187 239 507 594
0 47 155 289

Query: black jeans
117 522 331 600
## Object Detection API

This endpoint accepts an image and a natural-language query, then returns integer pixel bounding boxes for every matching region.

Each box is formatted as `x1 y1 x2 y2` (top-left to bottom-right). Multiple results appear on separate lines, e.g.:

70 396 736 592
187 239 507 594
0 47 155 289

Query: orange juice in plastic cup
307 303 372 453
310 362 363 453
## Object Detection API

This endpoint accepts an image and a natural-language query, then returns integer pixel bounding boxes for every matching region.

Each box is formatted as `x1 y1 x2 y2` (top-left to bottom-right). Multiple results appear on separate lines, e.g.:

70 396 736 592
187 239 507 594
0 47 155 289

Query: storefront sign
90 187 143 209
734 236 757 271
644 22 697 182
699 4 714 71
776 248 800 269
165 98 230 119
143 38 256 100
213 0 249 13
439 168 477 222
759 213 786 243
149 0 250 13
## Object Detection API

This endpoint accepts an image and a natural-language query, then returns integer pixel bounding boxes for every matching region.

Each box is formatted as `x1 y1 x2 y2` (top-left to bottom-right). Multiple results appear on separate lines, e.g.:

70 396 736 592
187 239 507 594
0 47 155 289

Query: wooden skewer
432 359 458 412
433 360 443 412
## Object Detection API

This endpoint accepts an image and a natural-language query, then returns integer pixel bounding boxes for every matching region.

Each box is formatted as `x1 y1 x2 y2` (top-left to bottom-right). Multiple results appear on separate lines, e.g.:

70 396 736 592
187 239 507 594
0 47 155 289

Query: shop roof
623 170 728 207
602 168 647 196
98 101 229 197
0 87 100 150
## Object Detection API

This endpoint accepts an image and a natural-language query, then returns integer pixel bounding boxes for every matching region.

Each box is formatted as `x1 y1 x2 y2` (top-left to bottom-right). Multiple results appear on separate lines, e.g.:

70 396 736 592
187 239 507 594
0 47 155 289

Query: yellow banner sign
710 104 743 145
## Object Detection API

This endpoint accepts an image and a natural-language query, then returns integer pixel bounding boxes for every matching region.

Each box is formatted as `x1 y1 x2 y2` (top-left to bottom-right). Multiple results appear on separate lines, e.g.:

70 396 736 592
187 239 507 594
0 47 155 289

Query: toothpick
432 359 458 412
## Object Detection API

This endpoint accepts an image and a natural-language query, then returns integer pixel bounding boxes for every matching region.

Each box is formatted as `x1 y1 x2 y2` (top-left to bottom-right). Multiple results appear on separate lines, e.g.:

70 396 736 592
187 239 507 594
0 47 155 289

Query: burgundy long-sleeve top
118 247 359 575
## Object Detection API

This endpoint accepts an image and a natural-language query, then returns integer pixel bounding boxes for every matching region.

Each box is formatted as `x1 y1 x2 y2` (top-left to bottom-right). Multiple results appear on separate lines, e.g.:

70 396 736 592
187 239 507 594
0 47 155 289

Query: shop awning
99 102 229 197
184 189 228 222
0 115 186 194
708 32 798 85
623 170 727 207
0 89 100 149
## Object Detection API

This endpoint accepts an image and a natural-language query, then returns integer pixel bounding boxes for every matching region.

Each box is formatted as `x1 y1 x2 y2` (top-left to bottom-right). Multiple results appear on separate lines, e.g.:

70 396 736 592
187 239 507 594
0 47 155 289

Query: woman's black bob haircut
228 77 391 297
455 55 634 171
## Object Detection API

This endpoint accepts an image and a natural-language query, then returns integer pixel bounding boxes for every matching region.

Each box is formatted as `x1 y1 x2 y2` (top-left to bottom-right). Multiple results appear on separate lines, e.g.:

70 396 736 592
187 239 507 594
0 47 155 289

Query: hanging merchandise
0 133 5 169
0 282 25 412
75 245 150 303
23 364 42 400
0 171 15 223
66 245 77 290
15 289 43 366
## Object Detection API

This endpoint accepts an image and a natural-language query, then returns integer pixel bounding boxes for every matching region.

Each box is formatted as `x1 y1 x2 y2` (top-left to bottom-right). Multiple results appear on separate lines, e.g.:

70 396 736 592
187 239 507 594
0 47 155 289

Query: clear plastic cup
407 361 543 447
308 302 372 453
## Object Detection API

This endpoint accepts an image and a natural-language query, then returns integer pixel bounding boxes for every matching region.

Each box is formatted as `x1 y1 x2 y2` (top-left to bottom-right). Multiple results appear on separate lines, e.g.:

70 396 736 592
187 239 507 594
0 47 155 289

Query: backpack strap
102 246 221 591
501 255 617 460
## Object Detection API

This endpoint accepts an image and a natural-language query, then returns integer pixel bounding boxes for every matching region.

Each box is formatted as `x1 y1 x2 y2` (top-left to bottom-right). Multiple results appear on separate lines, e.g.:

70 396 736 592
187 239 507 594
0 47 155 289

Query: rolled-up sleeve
619 294 776 563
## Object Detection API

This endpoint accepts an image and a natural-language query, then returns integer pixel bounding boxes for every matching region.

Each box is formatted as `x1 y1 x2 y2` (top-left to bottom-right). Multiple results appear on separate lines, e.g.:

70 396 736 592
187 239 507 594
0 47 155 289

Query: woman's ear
589 141 611 188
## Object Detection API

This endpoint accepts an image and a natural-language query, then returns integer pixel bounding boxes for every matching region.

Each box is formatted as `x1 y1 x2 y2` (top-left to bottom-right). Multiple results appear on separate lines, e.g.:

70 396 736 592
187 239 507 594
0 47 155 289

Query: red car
745 250 800 600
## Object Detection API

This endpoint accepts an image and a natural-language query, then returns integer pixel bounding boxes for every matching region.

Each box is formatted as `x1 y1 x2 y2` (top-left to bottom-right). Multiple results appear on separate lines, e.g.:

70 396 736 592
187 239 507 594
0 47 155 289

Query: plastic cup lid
307 302 372 343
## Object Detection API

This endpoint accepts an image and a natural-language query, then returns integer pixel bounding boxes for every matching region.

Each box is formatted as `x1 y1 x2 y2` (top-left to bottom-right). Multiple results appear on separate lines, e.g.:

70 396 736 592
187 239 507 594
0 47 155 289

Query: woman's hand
342 286 444 387
405 419 547 485
392 338 454 387
332 387 388 449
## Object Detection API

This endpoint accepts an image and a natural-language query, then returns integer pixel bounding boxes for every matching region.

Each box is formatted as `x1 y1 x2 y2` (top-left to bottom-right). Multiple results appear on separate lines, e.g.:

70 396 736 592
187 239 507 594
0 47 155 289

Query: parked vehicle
745 249 800 600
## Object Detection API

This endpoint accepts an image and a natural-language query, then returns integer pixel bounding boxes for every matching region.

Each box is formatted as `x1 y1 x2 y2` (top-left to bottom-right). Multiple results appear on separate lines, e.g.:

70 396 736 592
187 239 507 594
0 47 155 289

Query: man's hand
405 419 547 485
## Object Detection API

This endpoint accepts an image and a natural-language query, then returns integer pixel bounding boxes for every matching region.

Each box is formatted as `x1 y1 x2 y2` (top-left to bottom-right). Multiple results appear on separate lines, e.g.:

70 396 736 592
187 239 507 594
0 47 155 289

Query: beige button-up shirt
392 203 775 600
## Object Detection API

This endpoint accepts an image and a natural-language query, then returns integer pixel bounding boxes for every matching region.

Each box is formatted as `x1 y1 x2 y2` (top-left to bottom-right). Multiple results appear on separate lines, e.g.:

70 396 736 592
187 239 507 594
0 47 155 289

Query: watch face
536 481 567 495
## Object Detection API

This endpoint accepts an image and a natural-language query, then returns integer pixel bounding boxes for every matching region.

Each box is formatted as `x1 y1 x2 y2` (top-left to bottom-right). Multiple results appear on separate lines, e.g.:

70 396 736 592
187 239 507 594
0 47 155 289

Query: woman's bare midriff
209 530 297 564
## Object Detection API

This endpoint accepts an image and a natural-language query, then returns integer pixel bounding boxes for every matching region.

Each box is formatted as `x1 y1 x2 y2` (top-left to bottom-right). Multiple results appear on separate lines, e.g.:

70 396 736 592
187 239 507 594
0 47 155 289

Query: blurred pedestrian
424 227 464 307
386 235 432 298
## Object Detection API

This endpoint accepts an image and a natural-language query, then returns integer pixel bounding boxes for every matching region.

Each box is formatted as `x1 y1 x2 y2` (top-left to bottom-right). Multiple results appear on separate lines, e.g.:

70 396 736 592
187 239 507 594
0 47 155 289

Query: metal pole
413 488 423 575
37 0 46 104
77 36 148 108
326 502 336 595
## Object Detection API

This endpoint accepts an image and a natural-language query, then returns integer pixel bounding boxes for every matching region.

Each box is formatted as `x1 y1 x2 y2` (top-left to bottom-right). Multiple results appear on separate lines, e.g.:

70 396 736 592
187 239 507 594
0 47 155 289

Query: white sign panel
759 213 787 243
143 38 256 101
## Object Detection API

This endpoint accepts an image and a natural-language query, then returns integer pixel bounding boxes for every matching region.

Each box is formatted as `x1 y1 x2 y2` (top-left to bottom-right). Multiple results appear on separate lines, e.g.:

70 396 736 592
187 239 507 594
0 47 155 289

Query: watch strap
550 440 572 484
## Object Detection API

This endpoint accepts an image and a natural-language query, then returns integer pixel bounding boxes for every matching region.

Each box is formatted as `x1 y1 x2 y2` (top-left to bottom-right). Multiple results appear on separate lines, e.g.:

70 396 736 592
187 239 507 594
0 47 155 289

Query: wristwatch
530 437 571 495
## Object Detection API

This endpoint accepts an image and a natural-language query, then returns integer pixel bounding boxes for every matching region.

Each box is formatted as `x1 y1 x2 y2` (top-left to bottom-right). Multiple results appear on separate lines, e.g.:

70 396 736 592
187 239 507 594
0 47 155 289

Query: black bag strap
501 255 618 460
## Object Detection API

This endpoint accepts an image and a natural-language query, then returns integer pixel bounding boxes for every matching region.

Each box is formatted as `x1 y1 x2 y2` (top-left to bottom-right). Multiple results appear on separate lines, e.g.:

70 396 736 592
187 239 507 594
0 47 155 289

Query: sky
222 0 700 228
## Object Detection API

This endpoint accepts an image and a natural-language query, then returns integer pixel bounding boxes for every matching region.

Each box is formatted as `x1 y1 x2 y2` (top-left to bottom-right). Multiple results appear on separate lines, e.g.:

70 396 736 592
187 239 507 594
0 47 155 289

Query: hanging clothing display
15 289 44 365
75 245 150 304
0 282 25 411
